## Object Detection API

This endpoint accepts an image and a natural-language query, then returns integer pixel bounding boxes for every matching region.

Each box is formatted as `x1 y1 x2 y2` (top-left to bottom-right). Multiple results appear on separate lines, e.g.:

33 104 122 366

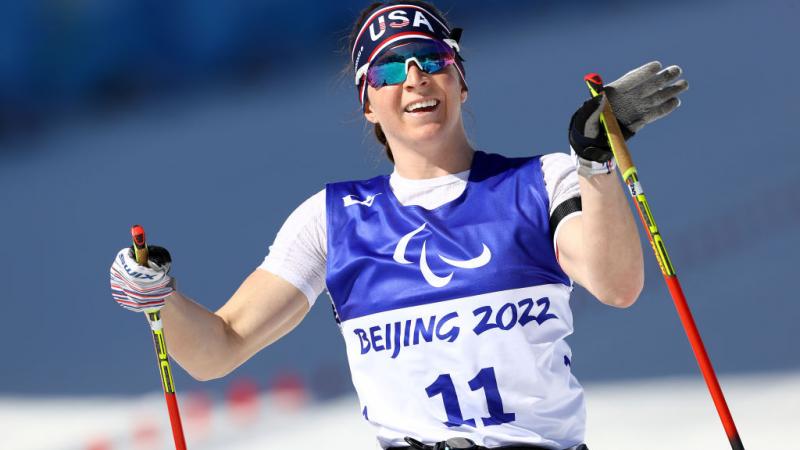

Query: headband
351 3 466 105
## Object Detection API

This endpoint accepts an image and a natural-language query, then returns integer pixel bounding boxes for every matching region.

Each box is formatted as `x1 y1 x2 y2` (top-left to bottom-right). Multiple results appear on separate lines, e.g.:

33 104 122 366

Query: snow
1 371 796 450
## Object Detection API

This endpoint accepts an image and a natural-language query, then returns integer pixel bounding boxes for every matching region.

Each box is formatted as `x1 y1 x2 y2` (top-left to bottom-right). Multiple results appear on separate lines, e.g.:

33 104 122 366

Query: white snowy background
3 372 797 450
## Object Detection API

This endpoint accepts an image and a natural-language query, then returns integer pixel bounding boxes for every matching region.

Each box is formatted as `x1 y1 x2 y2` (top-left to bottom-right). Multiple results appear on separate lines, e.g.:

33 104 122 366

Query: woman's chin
405 122 449 142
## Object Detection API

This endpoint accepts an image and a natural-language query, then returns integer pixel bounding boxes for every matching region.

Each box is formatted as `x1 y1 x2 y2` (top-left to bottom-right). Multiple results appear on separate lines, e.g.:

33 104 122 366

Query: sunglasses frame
354 39 460 89
370 55 455 89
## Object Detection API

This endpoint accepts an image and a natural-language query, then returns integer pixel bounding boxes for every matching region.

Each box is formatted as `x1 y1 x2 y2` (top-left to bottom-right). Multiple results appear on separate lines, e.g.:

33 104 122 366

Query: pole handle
131 224 149 266
583 73 634 176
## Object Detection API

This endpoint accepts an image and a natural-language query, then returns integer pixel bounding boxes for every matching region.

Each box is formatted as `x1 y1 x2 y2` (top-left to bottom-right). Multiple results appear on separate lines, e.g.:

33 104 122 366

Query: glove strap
572 148 616 179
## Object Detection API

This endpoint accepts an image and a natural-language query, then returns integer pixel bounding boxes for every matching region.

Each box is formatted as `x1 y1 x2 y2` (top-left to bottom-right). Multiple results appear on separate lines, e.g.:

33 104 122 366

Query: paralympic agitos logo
393 223 491 288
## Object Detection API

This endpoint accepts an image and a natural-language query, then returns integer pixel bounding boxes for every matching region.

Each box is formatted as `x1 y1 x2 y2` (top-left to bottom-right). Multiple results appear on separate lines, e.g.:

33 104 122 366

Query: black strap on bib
387 436 589 450
549 196 583 241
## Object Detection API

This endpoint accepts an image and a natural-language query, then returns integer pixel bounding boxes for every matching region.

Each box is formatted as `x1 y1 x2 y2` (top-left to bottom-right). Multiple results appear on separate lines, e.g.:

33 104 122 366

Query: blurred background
0 0 797 449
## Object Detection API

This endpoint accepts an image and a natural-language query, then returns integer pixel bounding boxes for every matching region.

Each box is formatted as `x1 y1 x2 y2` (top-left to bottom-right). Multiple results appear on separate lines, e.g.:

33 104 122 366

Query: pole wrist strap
571 148 616 179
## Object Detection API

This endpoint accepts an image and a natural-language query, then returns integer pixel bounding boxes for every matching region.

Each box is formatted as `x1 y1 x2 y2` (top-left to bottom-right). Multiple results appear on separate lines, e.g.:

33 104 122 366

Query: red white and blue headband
351 2 466 106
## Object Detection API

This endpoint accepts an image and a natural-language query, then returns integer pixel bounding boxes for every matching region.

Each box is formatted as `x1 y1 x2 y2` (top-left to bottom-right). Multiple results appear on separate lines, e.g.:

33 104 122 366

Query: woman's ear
461 88 468 103
363 98 379 124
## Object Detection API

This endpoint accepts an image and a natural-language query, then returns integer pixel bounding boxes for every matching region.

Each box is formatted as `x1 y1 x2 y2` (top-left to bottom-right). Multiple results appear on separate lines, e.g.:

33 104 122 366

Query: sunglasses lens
418 55 452 75
365 41 455 88
367 61 408 88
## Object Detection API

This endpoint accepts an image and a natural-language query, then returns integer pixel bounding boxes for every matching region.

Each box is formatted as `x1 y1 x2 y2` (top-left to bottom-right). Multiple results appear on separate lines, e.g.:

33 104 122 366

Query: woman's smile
404 98 440 114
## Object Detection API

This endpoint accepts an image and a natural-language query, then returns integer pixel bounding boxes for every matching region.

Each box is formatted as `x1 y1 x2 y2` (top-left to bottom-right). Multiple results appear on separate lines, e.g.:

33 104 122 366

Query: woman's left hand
605 60 688 136
568 61 689 167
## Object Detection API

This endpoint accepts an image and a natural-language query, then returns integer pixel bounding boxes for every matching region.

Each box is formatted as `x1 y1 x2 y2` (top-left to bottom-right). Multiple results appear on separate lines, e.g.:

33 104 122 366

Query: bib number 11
425 366 516 428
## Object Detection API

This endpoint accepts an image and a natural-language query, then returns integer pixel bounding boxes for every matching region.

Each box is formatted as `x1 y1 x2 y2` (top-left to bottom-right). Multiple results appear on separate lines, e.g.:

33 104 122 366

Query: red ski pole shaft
582 74 744 450
131 225 188 450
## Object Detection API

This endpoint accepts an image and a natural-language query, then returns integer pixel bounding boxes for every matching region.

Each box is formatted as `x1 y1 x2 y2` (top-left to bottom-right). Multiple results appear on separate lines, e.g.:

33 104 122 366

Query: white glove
109 246 174 312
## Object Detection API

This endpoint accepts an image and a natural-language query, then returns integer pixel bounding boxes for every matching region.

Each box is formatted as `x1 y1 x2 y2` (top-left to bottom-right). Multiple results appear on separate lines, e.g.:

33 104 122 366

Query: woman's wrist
571 147 616 179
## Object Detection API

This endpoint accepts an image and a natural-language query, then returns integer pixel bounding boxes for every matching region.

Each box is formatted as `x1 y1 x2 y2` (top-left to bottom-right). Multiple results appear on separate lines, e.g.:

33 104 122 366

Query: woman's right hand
109 246 174 312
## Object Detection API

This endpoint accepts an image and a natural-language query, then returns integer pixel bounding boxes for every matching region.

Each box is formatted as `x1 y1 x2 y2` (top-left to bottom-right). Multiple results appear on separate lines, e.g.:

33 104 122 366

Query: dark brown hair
345 1 453 163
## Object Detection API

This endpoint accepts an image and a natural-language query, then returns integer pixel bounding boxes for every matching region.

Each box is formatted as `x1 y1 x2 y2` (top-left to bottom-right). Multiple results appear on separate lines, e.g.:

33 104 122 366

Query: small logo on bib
393 223 491 287
343 193 382 207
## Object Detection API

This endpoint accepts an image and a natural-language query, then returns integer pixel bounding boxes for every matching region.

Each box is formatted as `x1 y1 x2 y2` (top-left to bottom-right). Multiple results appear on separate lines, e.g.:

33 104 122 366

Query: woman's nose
404 61 429 88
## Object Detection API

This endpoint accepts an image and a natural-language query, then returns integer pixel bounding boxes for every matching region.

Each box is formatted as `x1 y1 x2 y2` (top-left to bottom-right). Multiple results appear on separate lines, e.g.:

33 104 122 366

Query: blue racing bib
326 151 585 449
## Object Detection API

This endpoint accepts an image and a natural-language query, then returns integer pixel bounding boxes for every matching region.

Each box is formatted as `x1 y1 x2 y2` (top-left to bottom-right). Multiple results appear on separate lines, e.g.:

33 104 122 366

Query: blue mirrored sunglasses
357 40 456 89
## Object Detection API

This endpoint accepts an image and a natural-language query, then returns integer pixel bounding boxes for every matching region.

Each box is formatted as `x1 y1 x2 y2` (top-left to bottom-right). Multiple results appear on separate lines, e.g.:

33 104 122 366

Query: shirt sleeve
258 189 327 307
540 152 582 249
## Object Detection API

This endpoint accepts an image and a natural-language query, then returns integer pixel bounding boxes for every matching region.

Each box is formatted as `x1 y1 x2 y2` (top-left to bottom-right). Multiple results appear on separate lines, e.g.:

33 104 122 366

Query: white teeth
406 99 439 112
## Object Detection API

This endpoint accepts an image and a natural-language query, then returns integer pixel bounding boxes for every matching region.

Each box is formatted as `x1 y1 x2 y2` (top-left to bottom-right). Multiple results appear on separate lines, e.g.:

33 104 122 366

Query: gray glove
605 61 689 135
568 61 688 178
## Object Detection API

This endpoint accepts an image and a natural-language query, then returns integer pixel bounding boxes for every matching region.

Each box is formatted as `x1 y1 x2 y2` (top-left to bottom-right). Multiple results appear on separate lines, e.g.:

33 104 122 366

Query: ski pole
131 224 188 450
582 73 744 450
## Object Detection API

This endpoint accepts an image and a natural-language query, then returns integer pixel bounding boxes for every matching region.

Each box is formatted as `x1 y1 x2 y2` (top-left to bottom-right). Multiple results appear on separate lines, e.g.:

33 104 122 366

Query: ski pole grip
583 73 634 175
131 224 149 266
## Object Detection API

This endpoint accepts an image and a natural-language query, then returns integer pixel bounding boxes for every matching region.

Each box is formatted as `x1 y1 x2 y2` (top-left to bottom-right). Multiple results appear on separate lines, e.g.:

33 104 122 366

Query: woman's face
364 62 467 150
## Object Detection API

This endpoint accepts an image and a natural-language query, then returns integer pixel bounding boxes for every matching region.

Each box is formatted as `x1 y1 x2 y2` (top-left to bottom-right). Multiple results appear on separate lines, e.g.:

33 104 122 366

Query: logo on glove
119 254 156 280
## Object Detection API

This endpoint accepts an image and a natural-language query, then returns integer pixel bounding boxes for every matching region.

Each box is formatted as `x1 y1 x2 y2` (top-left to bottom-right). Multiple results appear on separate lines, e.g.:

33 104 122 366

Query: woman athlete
110 1 688 449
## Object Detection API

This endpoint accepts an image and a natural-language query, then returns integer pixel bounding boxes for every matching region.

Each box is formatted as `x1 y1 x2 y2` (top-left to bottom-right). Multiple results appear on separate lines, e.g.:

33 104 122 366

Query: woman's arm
160 189 326 381
556 62 687 308
555 171 644 308
161 269 310 381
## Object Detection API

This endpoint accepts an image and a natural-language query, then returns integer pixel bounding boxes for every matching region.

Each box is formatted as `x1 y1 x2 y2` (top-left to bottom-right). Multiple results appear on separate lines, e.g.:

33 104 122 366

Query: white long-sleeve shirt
259 152 581 306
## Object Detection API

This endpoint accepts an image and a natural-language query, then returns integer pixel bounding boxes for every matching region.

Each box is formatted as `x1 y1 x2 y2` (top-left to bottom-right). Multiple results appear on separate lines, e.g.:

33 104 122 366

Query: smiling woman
108 1 692 449
349 1 467 165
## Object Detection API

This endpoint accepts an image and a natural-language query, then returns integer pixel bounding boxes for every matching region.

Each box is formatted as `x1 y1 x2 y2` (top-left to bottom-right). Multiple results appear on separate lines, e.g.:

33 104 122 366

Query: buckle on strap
404 437 479 450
